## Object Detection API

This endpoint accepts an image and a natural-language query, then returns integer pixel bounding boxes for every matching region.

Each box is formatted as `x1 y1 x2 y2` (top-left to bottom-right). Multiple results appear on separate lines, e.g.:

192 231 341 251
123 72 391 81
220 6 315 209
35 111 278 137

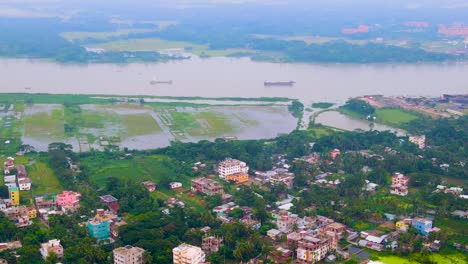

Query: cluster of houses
2 158 32 207
390 172 410 196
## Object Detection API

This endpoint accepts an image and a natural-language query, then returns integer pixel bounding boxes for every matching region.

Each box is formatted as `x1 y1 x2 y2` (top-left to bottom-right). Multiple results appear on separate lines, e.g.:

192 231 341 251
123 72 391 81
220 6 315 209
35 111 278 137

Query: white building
217 158 249 179
173 243 206 264
169 182 183 189
18 177 32 191
409 135 426 149
40 239 63 260
113 245 145 264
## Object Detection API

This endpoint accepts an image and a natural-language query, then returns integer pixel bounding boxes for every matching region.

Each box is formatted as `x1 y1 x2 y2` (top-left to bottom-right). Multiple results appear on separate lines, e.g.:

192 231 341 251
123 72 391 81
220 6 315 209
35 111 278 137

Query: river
1 57 468 105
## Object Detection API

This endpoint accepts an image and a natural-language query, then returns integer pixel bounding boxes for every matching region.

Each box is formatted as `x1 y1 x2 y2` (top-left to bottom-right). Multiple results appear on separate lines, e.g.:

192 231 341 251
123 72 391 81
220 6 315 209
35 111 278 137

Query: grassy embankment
86 38 255 58
339 107 420 128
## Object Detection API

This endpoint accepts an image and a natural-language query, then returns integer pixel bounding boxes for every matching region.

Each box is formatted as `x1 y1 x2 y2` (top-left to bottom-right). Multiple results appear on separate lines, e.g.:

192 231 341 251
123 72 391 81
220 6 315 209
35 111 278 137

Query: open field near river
15 103 296 151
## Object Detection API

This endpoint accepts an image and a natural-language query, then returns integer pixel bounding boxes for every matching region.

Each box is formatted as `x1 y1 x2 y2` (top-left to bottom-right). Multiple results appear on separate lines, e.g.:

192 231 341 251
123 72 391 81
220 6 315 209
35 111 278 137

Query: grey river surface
1 57 468 105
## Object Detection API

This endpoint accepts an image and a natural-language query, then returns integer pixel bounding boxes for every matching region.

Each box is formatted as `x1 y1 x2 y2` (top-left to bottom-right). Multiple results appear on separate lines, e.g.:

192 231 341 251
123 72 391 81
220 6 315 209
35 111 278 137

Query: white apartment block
113 245 145 264
173 243 206 264
217 158 249 178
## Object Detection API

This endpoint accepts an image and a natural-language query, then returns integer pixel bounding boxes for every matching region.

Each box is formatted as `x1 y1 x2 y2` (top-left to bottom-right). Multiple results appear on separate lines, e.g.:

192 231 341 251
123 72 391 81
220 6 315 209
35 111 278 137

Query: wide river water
1 57 467 104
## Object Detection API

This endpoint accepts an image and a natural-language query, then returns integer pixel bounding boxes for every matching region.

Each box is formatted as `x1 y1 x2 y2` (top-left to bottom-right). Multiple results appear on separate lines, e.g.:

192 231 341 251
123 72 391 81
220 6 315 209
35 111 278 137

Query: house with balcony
56 191 81 212
40 239 63 260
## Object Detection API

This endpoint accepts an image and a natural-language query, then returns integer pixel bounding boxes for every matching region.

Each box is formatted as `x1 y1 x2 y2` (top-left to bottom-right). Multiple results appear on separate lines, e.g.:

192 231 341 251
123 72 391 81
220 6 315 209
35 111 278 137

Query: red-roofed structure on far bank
405 21 429 27
438 24 468 36
341 25 369 35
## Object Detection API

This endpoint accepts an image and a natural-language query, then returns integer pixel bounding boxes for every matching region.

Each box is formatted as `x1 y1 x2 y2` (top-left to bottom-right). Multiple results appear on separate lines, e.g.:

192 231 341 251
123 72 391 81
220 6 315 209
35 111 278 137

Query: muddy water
1 57 468 106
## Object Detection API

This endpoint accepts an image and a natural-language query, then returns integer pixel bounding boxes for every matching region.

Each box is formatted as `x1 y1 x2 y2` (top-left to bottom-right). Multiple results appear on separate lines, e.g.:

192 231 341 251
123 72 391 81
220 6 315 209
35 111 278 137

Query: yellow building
225 173 249 184
9 186 20 206
27 207 37 219
396 221 409 232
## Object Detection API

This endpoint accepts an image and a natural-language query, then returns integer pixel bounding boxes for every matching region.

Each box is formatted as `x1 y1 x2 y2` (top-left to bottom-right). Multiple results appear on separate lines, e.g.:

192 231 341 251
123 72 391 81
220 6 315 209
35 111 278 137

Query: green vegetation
341 99 376 116
28 159 63 195
24 108 65 139
61 29 157 42
88 38 206 52
311 102 334 109
375 108 419 126
121 113 162 137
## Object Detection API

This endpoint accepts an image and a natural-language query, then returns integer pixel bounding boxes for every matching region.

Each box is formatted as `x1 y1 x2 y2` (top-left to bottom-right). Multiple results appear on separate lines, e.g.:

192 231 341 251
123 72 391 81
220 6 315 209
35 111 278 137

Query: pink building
330 149 341 160
56 191 81 208
391 173 409 186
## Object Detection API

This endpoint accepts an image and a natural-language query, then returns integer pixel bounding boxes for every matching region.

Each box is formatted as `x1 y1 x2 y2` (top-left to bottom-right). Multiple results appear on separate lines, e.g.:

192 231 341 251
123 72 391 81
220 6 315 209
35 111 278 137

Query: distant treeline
0 18 175 63
0 17 460 64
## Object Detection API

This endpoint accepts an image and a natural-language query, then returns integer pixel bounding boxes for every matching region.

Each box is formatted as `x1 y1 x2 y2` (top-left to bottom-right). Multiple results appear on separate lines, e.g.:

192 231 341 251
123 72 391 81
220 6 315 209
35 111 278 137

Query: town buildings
296 235 337 263
191 177 224 196
40 239 64 259
330 149 341 160
113 245 145 264
173 243 206 264
409 135 426 149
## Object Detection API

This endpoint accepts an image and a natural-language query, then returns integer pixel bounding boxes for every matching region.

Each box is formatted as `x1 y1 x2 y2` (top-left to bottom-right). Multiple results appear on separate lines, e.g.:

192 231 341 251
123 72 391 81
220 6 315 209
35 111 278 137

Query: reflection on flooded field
21 104 297 151
315 111 406 136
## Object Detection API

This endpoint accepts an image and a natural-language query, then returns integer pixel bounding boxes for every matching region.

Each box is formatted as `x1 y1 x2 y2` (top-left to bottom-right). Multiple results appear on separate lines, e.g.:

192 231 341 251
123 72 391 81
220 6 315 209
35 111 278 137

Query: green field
88 38 207 52
24 108 65 139
378 253 467 264
61 29 157 42
88 37 254 57
85 155 187 187
375 108 419 125
29 160 63 195
121 113 162 137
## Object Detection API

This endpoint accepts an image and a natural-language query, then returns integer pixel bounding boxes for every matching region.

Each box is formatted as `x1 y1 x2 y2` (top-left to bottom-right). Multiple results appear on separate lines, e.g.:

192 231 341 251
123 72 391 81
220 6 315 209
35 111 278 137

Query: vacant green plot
85 155 186 188
121 113 161 137
61 29 157 41
88 38 207 52
28 160 63 195
378 256 419 264
306 126 333 138
375 108 419 125
170 111 200 132
192 112 236 137
378 253 467 264
24 109 65 139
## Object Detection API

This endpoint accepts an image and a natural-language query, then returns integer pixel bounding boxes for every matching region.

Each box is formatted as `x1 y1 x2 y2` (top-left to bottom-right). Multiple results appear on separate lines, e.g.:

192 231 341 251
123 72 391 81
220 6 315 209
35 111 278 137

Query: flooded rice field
20 104 297 151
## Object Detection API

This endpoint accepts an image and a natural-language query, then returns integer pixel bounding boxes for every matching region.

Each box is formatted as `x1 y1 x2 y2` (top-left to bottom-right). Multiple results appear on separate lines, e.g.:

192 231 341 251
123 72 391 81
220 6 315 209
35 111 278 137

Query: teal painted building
87 218 110 240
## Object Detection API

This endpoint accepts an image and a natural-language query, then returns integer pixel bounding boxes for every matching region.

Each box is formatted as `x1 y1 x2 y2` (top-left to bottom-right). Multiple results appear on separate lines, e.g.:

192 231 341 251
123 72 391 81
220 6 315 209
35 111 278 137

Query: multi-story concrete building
9 186 19 206
412 218 434 236
87 209 111 240
113 245 145 264
202 236 223 255
17 177 32 191
191 177 224 196
392 173 410 186
296 235 336 263
40 239 63 259
217 158 249 179
173 243 206 264
56 191 81 211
